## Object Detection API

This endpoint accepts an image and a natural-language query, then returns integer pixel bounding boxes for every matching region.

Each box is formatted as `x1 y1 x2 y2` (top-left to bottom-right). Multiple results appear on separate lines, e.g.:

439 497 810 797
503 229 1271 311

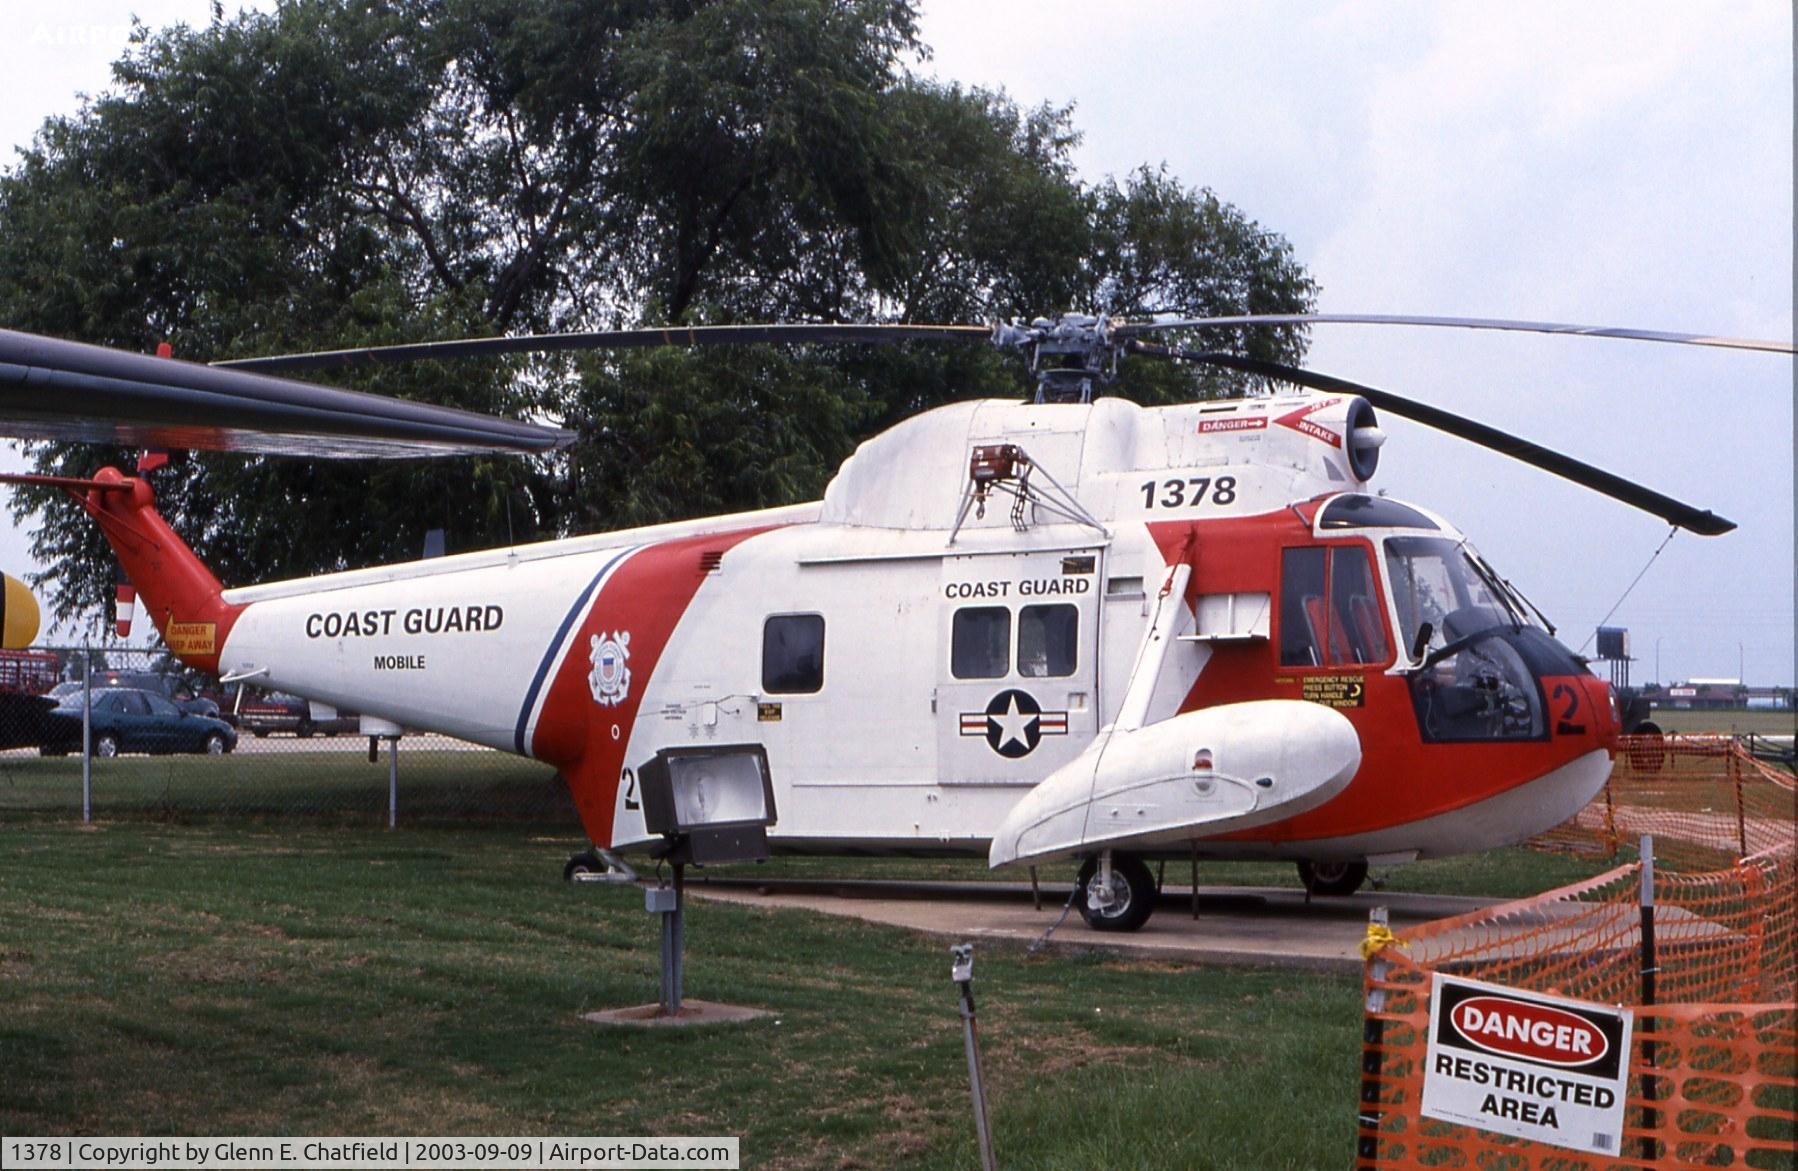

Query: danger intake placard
1420 973 1633 1156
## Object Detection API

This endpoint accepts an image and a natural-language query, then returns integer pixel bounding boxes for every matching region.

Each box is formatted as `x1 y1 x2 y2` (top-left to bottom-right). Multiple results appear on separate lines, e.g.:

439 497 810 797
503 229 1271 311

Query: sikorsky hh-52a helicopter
1 312 1787 930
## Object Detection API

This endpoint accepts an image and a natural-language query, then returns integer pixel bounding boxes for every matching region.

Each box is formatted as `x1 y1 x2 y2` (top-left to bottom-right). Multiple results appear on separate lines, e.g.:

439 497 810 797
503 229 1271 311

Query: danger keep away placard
1421 973 1633 1157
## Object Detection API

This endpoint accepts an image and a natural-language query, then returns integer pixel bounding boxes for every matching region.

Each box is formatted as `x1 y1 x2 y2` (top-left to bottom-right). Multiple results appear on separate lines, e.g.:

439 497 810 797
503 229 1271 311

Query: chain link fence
0 645 574 826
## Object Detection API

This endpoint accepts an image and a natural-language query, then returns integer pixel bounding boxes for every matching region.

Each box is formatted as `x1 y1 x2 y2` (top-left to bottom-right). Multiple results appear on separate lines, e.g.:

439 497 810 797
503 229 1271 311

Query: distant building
1660 679 1794 711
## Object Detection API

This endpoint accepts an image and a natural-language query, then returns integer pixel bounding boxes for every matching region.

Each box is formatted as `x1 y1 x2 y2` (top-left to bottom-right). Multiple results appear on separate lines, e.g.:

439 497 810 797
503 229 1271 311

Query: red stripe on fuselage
529 526 775 846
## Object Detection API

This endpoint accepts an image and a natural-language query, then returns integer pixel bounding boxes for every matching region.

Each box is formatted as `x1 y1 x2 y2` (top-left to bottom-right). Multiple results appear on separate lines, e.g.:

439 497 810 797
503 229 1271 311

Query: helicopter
0 312 1786 931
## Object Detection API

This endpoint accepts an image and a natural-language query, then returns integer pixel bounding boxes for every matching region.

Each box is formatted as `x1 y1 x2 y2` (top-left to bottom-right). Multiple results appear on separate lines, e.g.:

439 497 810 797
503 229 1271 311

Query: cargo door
936 547 1101 784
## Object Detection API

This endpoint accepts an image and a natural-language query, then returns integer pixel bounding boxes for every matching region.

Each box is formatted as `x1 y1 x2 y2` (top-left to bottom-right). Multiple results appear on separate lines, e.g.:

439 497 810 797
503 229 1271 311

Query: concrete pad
684 877 1501 973
583 999 774 1028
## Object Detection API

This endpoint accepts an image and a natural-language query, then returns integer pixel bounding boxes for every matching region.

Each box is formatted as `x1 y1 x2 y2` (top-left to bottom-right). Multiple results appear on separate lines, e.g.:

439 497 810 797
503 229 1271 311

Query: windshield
1384 536 1537 660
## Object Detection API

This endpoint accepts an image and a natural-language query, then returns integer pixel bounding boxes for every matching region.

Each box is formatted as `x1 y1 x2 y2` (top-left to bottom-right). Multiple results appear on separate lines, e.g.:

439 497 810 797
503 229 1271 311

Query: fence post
1356 906 1390 1169
1602 775 1617 858
80 642 92 824
387 736 399 829
1638 835 1659 1164
1729 742 1747 859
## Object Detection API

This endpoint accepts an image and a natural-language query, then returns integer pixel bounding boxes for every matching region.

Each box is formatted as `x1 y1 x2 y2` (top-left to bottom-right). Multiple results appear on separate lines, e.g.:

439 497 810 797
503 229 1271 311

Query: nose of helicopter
1593 677 1622 755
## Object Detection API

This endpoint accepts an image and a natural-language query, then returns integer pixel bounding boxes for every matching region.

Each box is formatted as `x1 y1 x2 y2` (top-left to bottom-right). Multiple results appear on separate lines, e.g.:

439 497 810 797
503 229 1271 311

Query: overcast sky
3 1 1793 686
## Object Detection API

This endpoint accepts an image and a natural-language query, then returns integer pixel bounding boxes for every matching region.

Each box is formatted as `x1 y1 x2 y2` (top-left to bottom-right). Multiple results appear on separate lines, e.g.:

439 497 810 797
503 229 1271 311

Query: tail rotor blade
1131 342 1736 536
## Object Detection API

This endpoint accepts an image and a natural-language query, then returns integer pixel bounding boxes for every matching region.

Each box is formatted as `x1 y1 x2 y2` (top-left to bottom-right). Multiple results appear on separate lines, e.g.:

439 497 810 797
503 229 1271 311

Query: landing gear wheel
94 734 120 759
563 850 607 882
1075 854 1156 932
1297 860 1368 897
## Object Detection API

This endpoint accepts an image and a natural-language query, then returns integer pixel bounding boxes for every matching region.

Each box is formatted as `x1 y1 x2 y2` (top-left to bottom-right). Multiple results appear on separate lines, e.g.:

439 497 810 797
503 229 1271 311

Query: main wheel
1075 854 1157 932
563 850 607 882
1297 860 1368 897
203 733 229 755
94 733 120 759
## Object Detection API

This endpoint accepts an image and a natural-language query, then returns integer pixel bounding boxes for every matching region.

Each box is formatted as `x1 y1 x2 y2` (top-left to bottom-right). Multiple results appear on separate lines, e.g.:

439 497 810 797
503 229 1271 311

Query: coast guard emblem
589 630 632 706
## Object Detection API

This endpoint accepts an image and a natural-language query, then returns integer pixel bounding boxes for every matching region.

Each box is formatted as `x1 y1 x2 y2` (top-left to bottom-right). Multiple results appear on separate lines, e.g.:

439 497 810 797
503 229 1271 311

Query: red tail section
65 468 244 673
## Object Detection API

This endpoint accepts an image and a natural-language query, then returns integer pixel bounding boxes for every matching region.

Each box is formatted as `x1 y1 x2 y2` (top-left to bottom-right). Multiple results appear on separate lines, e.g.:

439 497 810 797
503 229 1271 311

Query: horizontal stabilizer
988 700 1361 868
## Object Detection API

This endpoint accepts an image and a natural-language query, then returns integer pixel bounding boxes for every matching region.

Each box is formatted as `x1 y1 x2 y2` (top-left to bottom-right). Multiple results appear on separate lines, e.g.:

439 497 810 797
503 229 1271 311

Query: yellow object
0 573 39 649
1359 922 1407 961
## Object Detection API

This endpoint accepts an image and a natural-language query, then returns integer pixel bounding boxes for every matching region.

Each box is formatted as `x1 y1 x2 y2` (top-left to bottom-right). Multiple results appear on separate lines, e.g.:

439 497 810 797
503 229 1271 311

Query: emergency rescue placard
1300 674 1364 708
1421 974 1632 1156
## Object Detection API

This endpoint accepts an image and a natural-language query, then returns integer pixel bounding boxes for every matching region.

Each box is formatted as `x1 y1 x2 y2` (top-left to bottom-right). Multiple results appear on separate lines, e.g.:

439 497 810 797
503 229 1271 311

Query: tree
0 0 1315 629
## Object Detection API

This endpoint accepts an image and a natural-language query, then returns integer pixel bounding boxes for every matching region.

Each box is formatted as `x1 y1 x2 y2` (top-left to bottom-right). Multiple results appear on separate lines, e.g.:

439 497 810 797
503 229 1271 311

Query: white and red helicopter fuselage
69 388 1619 896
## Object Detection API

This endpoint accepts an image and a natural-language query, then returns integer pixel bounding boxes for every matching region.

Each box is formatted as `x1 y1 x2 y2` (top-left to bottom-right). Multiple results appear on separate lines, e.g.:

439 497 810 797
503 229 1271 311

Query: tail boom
60 468 242 672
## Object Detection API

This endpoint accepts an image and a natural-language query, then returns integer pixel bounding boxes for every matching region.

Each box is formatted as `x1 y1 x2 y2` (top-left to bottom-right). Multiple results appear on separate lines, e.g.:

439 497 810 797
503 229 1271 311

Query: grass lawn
0 821 1614 1169
0 748 570 822
1649 708 1795 736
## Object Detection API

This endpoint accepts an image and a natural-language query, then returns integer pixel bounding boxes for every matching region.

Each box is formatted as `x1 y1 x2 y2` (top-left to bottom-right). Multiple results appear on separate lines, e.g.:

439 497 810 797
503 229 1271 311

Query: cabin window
1018 604 1078 677
1280 549 1329 666
1280 545 1391 668
762 614 825 693
1317 494 1439 531
951 607 1011 679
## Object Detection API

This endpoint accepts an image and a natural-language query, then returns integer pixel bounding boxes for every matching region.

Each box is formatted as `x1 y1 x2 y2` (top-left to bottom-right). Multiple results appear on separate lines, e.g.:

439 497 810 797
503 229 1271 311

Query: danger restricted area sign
1421 974 1633 1157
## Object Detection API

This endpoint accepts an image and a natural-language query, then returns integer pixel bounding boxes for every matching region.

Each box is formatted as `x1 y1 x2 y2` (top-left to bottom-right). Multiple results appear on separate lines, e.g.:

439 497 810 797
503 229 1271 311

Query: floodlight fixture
639 744 777 864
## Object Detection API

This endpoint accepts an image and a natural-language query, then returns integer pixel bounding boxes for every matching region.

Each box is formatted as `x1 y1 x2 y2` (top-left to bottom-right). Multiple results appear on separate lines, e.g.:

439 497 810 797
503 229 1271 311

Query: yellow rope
1359 922 1407 961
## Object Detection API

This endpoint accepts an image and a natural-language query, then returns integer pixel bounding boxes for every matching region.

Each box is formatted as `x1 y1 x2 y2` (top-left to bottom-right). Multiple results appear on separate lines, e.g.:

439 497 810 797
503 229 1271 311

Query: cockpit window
1318 494 1440 531
1280 545 1392 668
1384 536 1531 659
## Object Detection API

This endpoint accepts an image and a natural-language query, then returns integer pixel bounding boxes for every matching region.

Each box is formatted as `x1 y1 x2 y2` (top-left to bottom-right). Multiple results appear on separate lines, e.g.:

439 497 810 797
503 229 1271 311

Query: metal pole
951 944 996 1171
80 643 91 824
658 863 685 1018
387 737 399 830
1638 835 1658 1163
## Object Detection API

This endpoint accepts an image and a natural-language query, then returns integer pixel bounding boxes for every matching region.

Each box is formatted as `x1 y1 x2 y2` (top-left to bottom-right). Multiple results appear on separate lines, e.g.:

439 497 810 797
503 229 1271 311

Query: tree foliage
0 0 1315 629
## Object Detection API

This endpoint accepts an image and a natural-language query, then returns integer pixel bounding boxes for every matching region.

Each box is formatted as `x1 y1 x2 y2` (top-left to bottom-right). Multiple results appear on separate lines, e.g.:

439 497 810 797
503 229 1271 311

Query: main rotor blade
0 472 135 494
1132 342 1736 536
1118 314 1794 355
0 329 574 458
217 323 994 374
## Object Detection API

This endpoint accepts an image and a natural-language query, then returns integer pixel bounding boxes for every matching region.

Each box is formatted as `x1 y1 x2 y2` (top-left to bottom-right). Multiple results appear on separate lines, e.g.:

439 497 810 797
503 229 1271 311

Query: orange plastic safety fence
1357 850 1796 1169
1531 736 1796 873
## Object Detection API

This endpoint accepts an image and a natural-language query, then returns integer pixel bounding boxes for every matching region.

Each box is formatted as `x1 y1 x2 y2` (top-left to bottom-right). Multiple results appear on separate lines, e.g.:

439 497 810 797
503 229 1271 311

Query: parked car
236 689 358 738
40 687 237 757
66 671 235 726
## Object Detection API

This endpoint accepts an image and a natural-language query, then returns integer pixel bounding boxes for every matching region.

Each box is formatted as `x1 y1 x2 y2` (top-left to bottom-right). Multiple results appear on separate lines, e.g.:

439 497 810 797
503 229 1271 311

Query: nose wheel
1296 859 1368 897
1075 854 1156 932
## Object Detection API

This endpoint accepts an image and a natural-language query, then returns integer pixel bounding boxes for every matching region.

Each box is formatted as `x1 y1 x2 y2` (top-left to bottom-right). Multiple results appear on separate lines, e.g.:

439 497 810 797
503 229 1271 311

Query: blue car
40 687 238 757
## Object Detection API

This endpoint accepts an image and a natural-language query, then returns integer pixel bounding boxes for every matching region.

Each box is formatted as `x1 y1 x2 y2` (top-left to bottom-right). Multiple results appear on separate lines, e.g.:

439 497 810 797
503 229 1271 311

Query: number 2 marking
622 767 639 811
1141 475 1236 509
